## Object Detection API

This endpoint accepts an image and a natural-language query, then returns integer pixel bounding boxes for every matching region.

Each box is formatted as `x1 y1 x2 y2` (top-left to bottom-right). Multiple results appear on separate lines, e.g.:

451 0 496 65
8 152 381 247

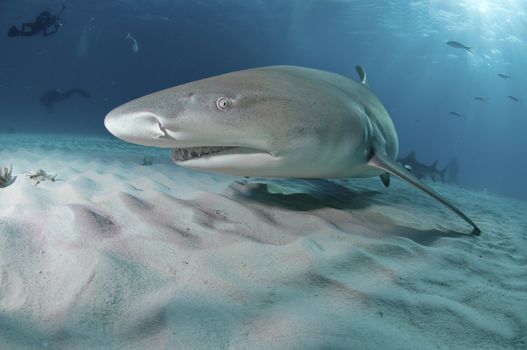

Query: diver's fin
7 26 19 37
367 152 481 235
355 65 368 86
380 173 390 187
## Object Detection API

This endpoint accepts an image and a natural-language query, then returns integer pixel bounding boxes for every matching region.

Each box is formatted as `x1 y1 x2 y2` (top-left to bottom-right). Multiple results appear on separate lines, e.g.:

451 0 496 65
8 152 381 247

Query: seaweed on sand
26 169 57 186
0 164 14 188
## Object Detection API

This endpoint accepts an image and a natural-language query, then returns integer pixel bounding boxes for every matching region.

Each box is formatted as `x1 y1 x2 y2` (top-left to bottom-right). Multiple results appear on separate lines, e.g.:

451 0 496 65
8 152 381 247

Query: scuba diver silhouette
40 88 91 112
8 5 65 37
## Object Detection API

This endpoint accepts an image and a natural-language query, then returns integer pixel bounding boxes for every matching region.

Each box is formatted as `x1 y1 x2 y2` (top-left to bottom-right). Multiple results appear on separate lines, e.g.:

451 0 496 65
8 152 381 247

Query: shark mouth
172 146 236 162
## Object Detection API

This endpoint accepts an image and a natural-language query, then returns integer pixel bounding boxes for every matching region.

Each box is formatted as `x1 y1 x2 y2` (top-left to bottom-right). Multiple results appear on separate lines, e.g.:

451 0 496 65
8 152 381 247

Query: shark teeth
172 146 234 162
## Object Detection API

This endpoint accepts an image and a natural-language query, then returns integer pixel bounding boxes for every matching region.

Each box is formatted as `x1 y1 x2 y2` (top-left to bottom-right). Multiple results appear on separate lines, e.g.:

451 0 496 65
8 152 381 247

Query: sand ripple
0 135 526 349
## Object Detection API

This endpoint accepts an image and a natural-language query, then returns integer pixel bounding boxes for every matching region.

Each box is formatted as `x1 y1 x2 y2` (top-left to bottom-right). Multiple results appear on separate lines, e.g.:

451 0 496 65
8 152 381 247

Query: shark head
104 66 368 177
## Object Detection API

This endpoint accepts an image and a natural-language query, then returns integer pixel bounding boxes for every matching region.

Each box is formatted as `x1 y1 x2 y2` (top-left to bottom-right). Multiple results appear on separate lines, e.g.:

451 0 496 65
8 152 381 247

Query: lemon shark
104 65 481 235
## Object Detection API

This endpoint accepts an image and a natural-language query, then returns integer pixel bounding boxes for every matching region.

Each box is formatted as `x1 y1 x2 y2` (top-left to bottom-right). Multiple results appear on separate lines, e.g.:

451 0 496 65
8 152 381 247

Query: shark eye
216 97 231 111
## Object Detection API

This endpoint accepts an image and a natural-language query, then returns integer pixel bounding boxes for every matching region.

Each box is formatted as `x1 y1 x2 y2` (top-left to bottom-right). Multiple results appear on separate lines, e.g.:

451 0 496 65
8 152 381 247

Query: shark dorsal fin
355 65 368 86
431 160 438 169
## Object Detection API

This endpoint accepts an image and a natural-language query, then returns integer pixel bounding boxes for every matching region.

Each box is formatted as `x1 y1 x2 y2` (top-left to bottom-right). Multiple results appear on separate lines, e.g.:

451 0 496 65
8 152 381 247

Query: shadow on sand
228 179 471 245
228 179 382 211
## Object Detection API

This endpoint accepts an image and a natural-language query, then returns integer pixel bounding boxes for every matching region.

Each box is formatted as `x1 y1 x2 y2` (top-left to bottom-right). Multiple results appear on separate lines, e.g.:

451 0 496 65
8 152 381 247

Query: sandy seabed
0 134 526 350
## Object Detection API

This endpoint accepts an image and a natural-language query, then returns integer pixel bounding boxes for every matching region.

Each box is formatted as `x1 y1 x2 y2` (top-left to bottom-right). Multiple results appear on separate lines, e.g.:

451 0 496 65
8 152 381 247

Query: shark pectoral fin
380 173 390 187
368 152 481 236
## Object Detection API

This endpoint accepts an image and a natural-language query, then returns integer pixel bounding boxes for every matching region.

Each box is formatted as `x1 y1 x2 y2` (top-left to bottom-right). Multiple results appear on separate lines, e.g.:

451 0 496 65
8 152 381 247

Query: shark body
104 65 480 235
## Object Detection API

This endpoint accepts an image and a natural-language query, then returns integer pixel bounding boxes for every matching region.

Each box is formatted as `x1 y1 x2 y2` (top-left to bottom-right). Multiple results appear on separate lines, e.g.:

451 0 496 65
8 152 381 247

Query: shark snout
104 108 173 147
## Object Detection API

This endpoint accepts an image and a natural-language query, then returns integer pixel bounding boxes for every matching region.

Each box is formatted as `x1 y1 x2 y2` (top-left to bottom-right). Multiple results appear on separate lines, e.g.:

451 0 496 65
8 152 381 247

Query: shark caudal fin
367 152 481 235
438 165 448 182
430 160 448 182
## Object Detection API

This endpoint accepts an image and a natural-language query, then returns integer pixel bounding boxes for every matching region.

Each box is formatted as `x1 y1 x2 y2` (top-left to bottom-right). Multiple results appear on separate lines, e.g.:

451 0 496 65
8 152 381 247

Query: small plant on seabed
26 169 57 186
141 156 153 166
0 164 13 188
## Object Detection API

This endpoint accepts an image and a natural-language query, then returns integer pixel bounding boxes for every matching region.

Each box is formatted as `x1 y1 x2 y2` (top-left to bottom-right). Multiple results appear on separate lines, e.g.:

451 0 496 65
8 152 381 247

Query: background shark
398 151 448 182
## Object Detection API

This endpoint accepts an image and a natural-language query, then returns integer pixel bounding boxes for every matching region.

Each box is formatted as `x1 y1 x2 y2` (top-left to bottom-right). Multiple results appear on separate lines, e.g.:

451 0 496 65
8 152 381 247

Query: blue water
1 0 526 199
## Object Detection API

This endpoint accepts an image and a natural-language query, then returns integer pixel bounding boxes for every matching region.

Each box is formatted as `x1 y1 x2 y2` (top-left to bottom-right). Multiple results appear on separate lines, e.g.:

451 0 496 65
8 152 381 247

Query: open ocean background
1 0 526 199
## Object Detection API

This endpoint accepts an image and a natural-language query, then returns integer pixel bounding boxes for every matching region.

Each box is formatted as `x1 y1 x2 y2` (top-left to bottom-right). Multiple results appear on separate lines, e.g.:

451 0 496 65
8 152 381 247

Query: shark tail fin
446 157 459 184
367 151 480 235
439 165 448 182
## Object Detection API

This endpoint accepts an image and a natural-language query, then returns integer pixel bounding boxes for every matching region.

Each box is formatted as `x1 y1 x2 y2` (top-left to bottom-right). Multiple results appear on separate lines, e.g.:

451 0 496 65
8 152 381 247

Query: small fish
449 111 466 118
446 41 472 53
126 32 139 53
508 95 520 102
497 73 510 79
473 96 488 102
